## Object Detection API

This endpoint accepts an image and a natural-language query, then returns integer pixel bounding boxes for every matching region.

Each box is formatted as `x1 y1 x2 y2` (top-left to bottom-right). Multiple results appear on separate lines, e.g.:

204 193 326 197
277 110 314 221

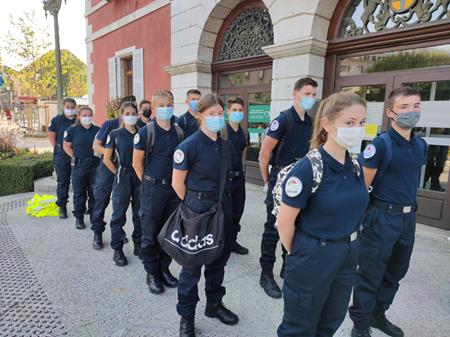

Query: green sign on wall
248 104 270 123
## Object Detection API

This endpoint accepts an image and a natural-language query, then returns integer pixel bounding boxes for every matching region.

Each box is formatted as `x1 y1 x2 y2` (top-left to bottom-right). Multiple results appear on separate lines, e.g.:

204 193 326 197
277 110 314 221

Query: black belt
371 199 416 214
143 175 171 185
186 190 219 200
74 157 96 164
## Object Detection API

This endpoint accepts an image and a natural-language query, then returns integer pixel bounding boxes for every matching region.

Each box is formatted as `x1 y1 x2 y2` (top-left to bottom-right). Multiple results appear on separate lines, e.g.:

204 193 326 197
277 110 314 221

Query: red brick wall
88 2 171 123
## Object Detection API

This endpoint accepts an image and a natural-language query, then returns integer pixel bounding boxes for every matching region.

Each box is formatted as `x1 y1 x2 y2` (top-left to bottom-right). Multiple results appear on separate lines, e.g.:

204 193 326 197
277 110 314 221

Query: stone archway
166 0 340 116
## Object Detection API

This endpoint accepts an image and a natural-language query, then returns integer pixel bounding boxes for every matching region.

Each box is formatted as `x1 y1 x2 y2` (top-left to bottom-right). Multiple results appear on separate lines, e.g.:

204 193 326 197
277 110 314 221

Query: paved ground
1 185 450 337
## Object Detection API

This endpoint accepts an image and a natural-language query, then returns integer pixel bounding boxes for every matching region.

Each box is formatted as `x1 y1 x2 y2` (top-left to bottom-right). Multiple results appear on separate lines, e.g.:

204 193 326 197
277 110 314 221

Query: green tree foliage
367 50 450 73
3 10 51 97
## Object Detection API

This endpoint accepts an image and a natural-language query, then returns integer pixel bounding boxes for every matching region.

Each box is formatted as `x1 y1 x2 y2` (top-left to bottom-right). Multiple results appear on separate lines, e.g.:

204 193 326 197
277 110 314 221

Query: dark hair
74 106 94 126
388 86 421 108
120 95 136 105
120 101 138 114
186 89 201 97
198 93 223 113
139 99 151 109
63 98 76 106
311 92 367 149
294 77 318 91
227 96 244 108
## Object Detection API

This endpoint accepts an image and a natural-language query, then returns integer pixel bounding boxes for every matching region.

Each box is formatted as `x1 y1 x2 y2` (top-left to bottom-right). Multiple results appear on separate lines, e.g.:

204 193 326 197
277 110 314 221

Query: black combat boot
204 302 238 325
371 309 404 337
146 272 164 294
231 241 249 255
113 249 128 266
179 317 195 337
260 270 282 298
75 217 85 229
351 326 373 337
59 206 68 219
161 269 178 288
92 233 103 250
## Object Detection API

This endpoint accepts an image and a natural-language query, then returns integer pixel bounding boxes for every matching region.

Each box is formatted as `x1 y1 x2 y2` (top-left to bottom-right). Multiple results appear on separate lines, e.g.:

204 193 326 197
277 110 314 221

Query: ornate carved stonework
341 0 450 37
218 8 274 62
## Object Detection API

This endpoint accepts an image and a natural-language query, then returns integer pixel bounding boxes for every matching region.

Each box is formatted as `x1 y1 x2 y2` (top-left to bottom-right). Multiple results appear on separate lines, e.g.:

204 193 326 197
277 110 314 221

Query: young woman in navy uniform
276 92 369 337
132 91 183 295
103 102 142 266
225 97 250 255
48 97 77 219
349 87 427 337
172 94 238 337
63 107 100 230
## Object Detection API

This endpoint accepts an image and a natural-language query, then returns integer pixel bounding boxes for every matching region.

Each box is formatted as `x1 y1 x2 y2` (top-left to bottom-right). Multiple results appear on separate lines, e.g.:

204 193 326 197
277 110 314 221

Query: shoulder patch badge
63 130 68 139
285 176 303 197
48 122 52 128
174 149 185 164
106 135 111 145
270 120 279 131
133 134 140 145
363 144 376 159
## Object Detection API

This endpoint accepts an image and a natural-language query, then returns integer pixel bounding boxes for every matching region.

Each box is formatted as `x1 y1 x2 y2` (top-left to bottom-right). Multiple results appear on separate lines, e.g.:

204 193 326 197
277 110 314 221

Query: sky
0 0 87 69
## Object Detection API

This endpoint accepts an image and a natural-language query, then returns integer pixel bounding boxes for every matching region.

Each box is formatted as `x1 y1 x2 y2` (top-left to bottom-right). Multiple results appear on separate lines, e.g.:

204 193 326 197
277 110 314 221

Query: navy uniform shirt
105 128 137 168
96 118 121 144
48 114 76 153
64 124 100 160
173 131 236 192
137 118 147 129
177 111 199 137
134 122 181 179
226 123 249 173
359 127 427 205
282 147 369 240
267 106 312 168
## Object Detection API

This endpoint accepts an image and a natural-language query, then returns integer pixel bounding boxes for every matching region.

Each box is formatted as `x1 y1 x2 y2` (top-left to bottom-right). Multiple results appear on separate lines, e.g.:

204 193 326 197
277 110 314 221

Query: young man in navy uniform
225 97 250 255
137 99 151 128
177 89 201 137
258 77 318 298
48 97 77 219
90 110 123 249
349 87 427 337
133 91 183 295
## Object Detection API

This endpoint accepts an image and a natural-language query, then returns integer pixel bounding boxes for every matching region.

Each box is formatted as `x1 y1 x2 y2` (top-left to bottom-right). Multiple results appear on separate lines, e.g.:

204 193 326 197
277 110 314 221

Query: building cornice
262 37 328 59
165 61 212 75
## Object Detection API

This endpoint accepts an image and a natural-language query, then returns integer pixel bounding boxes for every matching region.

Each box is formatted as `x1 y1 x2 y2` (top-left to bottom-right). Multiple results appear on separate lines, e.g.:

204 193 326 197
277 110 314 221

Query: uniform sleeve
246 130 250 146
173 140 191 171
281 159 314 210
358 136 386 170
133 126 148 151
95 120 111 143
104 131 116 149
48 116 58 132
420 137 428 166
177 114 185 129
266 114 287 141
63 126 73 143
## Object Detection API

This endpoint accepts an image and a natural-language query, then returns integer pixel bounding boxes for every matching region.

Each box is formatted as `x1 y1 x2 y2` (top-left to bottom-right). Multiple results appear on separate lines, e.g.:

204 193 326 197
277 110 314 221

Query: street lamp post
43 0 65 112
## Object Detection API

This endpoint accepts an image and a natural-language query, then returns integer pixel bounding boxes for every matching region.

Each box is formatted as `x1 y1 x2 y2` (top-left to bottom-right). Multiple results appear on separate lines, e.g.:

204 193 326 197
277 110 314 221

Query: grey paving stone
2 186 450 337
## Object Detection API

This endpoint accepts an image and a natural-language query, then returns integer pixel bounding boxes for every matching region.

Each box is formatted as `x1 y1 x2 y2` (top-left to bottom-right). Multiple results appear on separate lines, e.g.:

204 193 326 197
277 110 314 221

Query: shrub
0 152 53 196
106 97 123 119
0 118 25 159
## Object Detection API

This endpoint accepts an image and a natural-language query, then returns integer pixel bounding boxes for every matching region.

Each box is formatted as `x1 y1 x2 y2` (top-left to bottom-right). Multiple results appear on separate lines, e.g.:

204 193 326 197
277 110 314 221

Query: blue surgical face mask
300 96 315 111
123 115 138 126
64 108 76 117
80 116 93 126
229 111 244 123
156 107 174 121
205 116 225 133
392 110 421 129
189 100 199 113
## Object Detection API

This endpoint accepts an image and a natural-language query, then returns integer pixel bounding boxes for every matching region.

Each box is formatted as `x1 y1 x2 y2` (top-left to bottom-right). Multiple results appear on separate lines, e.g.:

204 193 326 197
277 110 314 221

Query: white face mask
64 108 76 117
123 115 138 126
80 116 93 126
333 126 365 153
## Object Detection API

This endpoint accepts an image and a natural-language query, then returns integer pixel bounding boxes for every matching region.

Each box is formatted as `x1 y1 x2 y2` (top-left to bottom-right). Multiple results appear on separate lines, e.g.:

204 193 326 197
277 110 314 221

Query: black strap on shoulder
110 128 120 165
218 137 228 203
174 123 185 143
145 122 156 164
273 110 294 166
